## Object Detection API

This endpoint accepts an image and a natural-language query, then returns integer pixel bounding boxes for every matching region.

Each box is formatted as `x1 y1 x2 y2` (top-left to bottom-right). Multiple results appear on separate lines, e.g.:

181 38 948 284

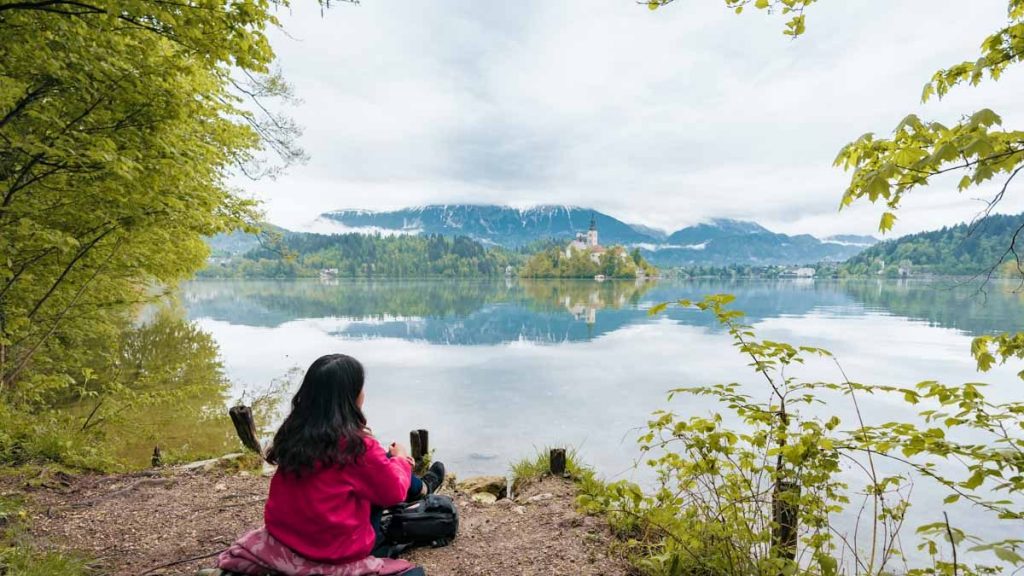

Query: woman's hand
389 442 415 465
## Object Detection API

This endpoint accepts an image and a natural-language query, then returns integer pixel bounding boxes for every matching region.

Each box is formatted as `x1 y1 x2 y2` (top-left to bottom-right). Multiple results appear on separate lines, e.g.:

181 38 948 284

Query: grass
0 547 91 576
0 494 91 576
509 446 599 489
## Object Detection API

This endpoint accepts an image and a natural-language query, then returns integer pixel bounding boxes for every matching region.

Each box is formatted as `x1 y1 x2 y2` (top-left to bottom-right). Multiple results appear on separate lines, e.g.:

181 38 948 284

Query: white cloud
242 0 1024 237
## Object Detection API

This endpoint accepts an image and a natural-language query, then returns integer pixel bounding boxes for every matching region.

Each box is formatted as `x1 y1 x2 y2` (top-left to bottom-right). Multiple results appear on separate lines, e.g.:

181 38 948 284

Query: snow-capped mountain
320 205 656 247
316 205 875 265
822 234 880 247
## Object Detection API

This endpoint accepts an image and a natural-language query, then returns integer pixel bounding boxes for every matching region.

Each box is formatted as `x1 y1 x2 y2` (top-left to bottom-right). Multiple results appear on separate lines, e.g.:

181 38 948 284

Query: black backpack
381 494 459 549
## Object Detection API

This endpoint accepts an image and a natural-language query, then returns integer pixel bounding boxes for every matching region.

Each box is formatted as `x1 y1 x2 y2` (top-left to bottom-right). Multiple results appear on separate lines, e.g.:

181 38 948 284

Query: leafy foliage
647 0 818 37
0 306 238 471
580 295 1024 575
201 232 523 278
0 0 300 418
521 245 657 278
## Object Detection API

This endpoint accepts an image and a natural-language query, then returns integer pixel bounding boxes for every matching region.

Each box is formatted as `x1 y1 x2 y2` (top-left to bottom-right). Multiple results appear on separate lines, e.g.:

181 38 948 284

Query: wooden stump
549 448 567 477
229 405 262 454
771 479 800 564
151 446 162 467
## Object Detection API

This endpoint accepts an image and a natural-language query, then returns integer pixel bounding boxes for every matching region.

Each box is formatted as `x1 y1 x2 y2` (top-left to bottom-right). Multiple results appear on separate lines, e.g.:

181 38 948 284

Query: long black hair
266 354 369 475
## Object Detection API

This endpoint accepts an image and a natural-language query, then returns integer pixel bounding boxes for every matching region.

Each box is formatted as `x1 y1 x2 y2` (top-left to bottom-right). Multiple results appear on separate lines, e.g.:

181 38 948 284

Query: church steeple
587 212 598 247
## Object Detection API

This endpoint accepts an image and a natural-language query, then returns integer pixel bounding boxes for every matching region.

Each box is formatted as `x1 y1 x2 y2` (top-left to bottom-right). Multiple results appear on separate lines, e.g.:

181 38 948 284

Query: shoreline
2 453 629 576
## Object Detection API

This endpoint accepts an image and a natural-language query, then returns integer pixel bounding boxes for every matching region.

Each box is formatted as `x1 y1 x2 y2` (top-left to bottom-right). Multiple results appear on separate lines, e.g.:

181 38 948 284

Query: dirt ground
8 465 630 576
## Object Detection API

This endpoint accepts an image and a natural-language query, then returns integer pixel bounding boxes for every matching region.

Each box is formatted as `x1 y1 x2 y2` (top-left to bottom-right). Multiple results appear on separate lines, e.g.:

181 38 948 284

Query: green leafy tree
0 0 308 398
203 232 522 278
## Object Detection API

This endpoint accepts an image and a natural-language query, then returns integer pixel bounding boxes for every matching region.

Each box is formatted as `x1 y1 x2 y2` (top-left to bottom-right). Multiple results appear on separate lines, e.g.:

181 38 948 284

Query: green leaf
878 212 897 232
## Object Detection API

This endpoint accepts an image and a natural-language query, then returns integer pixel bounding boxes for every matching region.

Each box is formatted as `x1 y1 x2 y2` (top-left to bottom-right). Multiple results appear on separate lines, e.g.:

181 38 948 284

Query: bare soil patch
6 467 629 576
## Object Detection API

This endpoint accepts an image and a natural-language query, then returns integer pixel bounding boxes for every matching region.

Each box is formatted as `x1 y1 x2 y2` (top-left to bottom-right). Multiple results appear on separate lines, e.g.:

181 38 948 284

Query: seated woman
219 353 444 576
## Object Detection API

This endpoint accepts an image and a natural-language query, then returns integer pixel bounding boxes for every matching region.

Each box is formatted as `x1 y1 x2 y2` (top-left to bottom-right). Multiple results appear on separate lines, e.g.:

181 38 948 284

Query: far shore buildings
565 214 606 264
780 266 816 278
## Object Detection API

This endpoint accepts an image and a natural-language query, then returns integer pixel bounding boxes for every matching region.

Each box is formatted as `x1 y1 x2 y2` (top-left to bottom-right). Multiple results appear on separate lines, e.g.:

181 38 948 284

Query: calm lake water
180 277 1023 551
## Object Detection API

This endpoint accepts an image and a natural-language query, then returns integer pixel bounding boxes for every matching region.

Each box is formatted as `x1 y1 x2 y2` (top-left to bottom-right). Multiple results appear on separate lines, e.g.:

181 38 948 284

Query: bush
580 294 1024 575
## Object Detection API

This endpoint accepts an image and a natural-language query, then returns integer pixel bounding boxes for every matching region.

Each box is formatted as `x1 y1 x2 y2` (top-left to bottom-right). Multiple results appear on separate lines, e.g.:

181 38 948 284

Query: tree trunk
771 479 800 564
228 405 262 454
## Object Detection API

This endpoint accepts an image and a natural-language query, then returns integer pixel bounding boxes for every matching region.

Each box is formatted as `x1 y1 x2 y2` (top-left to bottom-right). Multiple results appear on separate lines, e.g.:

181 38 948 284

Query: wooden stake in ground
229 405 262 454
410 429 429 475
549 448 567 477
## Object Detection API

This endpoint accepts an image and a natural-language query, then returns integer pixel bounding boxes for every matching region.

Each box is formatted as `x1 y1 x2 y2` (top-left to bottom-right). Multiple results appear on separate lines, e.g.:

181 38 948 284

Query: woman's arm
349 436 412 507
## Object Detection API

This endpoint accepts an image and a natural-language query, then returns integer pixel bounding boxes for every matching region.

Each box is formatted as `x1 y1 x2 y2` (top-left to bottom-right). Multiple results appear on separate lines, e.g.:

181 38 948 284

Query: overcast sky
241 0 1024 237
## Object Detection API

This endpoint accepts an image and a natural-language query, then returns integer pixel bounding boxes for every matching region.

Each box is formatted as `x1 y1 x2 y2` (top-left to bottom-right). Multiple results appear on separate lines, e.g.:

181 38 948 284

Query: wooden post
151 446 162 467
410 430 422 463
771 479 800 564
549 448 567 477
409 429 429 475
416 429 429 459
229 405 262 454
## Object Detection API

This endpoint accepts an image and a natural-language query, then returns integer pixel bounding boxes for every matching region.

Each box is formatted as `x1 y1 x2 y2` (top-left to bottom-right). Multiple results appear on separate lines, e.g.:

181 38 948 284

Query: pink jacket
263 435 412 564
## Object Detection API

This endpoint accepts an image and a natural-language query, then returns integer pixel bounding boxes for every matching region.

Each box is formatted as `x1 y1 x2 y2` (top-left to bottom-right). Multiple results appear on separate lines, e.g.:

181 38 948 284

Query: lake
177 277 1023 550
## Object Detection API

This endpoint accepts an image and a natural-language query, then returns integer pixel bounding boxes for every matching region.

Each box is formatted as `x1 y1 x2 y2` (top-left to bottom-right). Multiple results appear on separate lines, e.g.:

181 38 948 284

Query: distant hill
206 224 288 257
665 219 769 245
319 205 655 246
822 234 879 247
640 230 868 266
840 212 1024 276
317 205 876 266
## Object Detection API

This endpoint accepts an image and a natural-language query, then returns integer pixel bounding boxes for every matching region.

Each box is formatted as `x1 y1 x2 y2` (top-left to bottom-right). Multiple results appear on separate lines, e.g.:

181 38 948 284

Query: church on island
564 214 608 264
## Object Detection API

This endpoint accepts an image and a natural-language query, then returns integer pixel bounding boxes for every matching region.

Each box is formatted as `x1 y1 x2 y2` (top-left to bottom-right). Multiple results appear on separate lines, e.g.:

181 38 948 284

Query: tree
0 0 306 398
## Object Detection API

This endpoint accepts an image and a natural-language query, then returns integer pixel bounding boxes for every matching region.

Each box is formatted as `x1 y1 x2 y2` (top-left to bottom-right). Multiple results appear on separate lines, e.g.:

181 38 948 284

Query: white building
566 214 604 263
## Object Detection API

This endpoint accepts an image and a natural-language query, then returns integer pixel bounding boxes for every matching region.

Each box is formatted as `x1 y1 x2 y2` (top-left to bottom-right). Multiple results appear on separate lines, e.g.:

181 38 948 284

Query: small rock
238 471 251 478
457 475 507 499
513 506 527 515
526 492 554 503
214 483 227 491
471 492 498 504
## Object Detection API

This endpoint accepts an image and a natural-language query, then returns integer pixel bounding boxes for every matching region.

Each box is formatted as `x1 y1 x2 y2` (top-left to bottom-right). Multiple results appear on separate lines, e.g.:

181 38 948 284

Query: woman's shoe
422 461 445 494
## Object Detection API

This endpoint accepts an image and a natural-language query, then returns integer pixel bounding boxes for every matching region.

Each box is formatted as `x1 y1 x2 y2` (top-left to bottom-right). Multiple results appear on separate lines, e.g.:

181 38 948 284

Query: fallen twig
138 548 226 575
73 478 174 508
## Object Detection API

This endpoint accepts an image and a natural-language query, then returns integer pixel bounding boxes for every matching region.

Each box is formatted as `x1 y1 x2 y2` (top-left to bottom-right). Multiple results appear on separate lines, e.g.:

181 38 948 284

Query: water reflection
72 305 240 466
179 277 1024 562
182 278 1024 343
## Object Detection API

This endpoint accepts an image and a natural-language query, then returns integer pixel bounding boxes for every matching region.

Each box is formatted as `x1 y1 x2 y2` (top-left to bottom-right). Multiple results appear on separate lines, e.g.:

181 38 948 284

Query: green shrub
579 294 1024 575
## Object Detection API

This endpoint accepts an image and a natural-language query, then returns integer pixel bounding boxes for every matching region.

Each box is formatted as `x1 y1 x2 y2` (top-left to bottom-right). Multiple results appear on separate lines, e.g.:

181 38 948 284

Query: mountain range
316 205 877 266
840 211 1024 276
